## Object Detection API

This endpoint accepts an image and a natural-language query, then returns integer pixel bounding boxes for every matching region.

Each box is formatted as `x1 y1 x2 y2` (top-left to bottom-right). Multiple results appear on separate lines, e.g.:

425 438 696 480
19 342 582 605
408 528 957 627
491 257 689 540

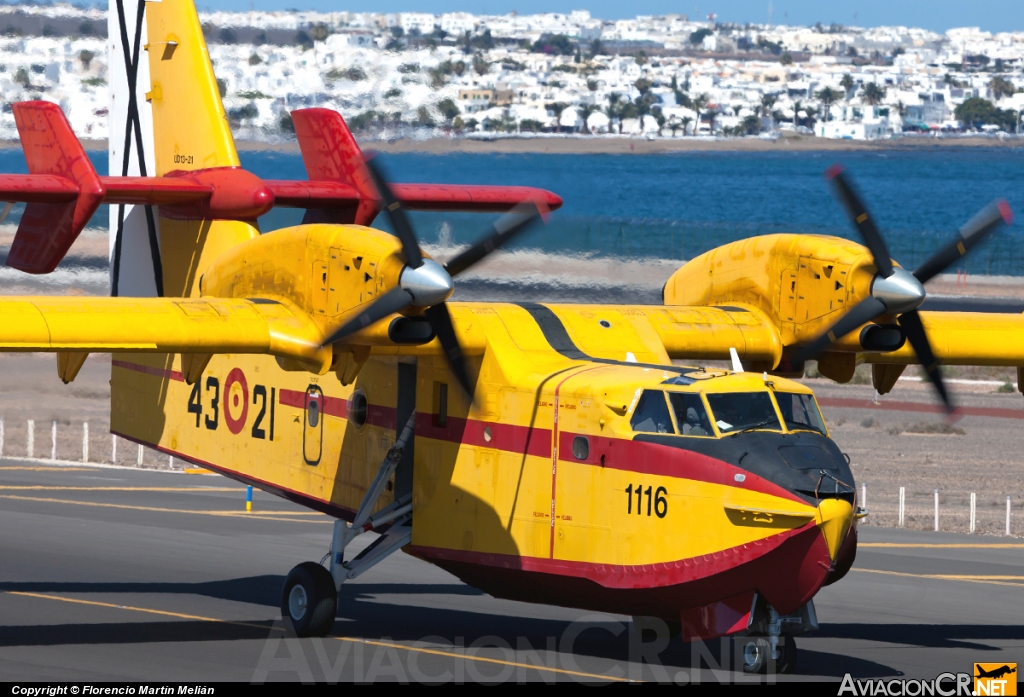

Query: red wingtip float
0 101 563 275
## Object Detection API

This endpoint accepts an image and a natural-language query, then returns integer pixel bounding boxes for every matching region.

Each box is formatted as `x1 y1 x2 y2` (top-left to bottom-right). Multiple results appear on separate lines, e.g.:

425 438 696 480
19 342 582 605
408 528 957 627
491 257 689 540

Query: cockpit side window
630 390 674 434
776 392 827 435
668 393 714 437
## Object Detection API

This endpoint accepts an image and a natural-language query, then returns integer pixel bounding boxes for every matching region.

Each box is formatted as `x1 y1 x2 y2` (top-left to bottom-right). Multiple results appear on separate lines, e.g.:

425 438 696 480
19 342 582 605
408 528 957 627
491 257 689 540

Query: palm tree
839 73 854 96
578 103 598 133
681 115 693 135
989 76 1016 101
605 92 622 132
816 87 841 122
760 93 777 131
691 93 709 135
706 107 718 136
803 105 818 129
606 91 621 116
863 82 886 106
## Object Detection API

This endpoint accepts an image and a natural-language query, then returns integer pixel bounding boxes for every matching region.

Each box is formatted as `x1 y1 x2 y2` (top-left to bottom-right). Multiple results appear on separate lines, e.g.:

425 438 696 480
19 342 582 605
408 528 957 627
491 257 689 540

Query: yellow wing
0 296 330 376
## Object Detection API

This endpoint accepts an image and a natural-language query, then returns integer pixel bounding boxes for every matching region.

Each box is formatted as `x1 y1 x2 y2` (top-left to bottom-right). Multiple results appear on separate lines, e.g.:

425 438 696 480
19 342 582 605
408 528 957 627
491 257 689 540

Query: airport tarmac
0 461 1020 683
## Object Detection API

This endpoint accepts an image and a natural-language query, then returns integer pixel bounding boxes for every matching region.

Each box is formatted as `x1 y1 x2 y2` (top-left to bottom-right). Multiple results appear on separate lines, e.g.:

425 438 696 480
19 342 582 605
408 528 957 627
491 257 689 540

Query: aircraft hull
409 519 833 640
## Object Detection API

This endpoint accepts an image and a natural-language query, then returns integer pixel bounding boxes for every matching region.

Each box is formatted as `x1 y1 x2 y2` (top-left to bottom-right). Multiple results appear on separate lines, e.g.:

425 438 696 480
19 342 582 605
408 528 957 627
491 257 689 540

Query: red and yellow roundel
223 368 249 435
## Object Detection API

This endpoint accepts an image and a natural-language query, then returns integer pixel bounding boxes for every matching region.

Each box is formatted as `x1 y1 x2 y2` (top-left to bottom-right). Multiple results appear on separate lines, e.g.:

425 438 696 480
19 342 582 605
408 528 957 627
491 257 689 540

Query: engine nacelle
663 234 885 351
200 223 406 335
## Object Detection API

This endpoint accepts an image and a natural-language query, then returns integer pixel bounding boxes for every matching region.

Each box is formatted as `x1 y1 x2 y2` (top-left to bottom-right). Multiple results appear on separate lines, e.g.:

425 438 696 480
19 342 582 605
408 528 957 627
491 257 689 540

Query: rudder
145 0 239 175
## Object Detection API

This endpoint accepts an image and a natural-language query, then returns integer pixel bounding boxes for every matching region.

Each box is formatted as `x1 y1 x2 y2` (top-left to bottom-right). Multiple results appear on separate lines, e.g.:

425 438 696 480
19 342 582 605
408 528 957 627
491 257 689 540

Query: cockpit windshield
668 392 714 436
775 392 827 435
704 392 782 434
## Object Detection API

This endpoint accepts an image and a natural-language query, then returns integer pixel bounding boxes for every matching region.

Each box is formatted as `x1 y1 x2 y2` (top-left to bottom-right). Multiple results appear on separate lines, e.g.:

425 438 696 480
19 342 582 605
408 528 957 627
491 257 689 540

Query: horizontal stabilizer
290 107 563 223
0 101 563 274
8 101 104 274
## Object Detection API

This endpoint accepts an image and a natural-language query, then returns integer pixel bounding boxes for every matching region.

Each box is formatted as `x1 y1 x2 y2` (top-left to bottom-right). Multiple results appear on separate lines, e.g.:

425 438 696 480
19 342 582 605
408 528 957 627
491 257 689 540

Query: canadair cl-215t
0 0 1020 675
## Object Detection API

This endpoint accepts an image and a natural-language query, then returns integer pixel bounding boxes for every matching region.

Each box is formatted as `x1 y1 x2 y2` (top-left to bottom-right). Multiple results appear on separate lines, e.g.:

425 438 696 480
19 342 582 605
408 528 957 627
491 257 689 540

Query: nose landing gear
738 634 797 675
735 595 817 674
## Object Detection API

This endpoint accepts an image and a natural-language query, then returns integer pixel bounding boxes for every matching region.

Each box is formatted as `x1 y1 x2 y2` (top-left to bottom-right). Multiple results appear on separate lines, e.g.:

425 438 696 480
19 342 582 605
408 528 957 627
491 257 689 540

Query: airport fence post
1003 491 1011 536
0 416 5 457
51 420 56 460
934 489 939 532
111 435 117 464
970 492 977 534
27 419 34 459
137 444 143 466
82 422 88 463
246 485 253 512
898 486 905 527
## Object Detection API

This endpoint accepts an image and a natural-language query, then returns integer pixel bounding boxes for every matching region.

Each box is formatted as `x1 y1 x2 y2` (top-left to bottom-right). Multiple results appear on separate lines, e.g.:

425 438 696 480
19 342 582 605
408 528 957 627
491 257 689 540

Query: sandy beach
1 133 1020 156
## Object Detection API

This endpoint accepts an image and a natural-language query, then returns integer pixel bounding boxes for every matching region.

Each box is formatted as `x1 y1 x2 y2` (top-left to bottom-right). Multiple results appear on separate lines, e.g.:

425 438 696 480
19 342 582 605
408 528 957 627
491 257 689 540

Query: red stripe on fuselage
120 363 799 503
279 387 349 420
558 430 804 504
277 387 798 501
112 359 184 382
415 413 552 458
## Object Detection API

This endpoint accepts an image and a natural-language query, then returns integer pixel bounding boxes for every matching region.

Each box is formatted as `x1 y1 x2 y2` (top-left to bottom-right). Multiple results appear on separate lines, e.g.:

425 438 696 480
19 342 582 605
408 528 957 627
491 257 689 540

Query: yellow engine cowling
663 234 884 349
200 224 407 334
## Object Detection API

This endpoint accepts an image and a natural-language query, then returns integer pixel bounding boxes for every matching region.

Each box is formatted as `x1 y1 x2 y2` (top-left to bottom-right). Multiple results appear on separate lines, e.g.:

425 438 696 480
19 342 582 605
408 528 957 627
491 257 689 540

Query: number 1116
626 484 668 518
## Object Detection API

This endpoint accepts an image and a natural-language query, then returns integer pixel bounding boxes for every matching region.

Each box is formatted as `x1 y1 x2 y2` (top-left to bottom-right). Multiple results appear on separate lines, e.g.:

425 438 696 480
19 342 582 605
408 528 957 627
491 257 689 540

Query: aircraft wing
0 296 330 373
861 311 1024 366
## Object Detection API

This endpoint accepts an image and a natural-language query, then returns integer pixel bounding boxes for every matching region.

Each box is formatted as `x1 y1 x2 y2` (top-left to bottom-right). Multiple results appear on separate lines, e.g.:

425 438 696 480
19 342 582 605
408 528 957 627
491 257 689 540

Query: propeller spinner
321 157 549 398
796 165 1013 414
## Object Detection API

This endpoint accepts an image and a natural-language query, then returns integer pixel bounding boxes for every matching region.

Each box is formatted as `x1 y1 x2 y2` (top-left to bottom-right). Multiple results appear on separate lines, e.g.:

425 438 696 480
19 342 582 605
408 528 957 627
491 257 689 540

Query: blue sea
1 146 1022 275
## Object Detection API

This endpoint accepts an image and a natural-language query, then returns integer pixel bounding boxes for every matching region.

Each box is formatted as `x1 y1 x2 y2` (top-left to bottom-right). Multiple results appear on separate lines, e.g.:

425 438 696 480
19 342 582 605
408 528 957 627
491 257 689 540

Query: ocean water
1 146 1023 276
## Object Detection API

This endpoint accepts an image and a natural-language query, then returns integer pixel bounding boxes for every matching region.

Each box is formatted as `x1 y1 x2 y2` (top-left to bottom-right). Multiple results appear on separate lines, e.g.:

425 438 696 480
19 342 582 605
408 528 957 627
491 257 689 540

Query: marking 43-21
188 368 275 440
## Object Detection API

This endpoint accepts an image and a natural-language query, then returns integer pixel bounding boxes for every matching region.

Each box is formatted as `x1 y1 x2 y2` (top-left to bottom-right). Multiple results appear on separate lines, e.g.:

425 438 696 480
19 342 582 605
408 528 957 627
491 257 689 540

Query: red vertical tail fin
291 108 379 225
8 101 105 273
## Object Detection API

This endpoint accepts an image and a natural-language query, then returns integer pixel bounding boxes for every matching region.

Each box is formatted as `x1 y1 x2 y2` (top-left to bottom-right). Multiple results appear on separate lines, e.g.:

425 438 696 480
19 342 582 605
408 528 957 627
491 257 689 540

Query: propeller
321 157 549 399
796 165 1013 414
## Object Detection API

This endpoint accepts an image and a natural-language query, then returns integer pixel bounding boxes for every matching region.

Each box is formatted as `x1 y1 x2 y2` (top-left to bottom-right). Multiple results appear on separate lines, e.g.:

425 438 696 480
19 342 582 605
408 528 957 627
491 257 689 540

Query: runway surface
0 460 1020 683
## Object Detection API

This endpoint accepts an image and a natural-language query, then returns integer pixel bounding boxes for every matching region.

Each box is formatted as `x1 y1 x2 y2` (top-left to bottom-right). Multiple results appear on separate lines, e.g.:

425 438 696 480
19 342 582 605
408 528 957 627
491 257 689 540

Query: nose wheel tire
281 561 337 637
738 635 797 675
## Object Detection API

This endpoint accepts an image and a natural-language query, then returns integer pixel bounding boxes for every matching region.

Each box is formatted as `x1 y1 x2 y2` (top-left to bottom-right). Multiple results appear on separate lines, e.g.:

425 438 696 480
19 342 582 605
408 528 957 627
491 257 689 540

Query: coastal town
0 2 1022 142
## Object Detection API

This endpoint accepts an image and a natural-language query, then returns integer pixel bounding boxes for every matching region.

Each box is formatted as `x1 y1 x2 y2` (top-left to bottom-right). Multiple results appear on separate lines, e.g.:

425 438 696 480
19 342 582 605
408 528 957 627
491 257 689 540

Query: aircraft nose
816 498 855 562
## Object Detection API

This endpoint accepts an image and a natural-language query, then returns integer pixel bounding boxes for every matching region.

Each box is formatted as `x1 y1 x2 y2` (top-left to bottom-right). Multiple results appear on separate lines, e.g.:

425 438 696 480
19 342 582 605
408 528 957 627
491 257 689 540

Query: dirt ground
806 378 1024 537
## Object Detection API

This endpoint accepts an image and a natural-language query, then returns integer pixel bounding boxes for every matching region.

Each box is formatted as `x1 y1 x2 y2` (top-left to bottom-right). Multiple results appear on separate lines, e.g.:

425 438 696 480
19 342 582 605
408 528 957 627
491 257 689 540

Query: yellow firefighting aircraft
0 0 1020 675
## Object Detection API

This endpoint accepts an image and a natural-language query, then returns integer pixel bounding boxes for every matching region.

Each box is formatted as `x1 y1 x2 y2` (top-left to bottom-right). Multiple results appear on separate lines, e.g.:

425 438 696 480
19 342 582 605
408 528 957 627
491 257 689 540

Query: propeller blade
321 286 413 347
443 201 546 278
364 157 424 269
424 303 474 399
898 309 954 414
826 165 894 278
913 200 1013 284
794 296 887 363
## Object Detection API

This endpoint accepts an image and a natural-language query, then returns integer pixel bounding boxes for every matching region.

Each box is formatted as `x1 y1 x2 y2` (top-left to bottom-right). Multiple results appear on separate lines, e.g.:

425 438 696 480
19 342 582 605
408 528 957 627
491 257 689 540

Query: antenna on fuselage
729 347 744 373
